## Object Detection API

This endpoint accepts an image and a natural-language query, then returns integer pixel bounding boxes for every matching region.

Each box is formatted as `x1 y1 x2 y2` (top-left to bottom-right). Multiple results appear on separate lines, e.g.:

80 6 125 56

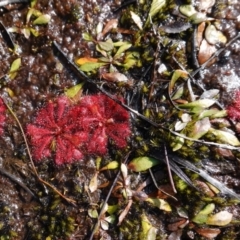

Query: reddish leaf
195 227 221 239
27 97 87 165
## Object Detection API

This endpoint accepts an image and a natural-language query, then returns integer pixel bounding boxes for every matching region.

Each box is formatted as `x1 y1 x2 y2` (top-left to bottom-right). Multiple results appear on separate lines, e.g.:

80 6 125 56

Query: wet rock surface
0 0 240 239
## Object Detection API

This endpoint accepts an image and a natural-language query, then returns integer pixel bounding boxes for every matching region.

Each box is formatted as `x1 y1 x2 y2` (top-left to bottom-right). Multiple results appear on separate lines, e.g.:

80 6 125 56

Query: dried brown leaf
198 39 216 65
195 227 221 239
102 72 128 83
197 22 206 47
97 19 118 40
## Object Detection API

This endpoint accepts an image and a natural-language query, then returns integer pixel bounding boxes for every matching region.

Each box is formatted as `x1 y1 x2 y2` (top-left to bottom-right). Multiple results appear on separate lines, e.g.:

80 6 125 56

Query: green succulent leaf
192 203 215 224
145 0 166 26
100 161 119 171
82 32 93 41
30 0 37 8
140 214 157 240
98 39 114 52
168 70 188 94
88 209 98 218
198 109 227 119
179 4 197 17
146 198 172 212
79 62 107 72
9 58 21 73
171 135 185 151
105 215 116 224
33 14 51 25
209 128 240 146
128 156 160 172
206 211 233 226
64 83 84 99
114 42 132 58
188 117 211 140
179 99 216 110
107 205 118 215
8 58 21 79
30 28 39 37
189 12 214 24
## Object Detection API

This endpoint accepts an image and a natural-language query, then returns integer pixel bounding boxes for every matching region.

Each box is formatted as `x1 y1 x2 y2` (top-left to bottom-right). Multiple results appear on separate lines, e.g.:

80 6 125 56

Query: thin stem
4 100 76 205
164 144 177 194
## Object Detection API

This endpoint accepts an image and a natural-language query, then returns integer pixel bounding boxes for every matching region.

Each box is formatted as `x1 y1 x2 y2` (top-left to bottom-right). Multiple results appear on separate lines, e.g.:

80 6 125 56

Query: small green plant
8 0 51 38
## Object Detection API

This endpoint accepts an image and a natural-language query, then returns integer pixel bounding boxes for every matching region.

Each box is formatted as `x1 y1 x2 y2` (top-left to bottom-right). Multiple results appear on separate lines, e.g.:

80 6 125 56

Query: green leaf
171 85 184 100
189 12 214 25
192 203 215 224
33 14 51 25
79 62 107 72
30 0 37 8
114 42 132 58
105 215 116 224
9 58 21 73
65 83 84 99
145 0 166 26
30 28 39 37
123 58 138 70
98 39 114 52
198 109 227 119
128 156 160 172
26 8 34 24
32 9 42 18
171 135 185 151
209 128 240 146
88 209 98 218
146 227 157 240
168 70 188 94
107 205 118 215
179 99 215 110
206 211 233 226
140 214 157 240
146 198 172 212
98 57 111 63
179 4 197 17
100 161 119 171
113 41 130 47
82 32 93 41
188 117 211 140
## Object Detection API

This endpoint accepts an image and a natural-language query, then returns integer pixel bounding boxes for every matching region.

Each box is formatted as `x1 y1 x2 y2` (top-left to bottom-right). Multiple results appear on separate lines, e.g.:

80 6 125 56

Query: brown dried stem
4 100 77 206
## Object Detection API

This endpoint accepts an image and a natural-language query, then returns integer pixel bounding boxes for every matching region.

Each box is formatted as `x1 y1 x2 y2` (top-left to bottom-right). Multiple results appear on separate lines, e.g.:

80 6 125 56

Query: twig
0 0 29 7
148 168 177 201
0 167 35 197
164 144 177 194
4 100 77 206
